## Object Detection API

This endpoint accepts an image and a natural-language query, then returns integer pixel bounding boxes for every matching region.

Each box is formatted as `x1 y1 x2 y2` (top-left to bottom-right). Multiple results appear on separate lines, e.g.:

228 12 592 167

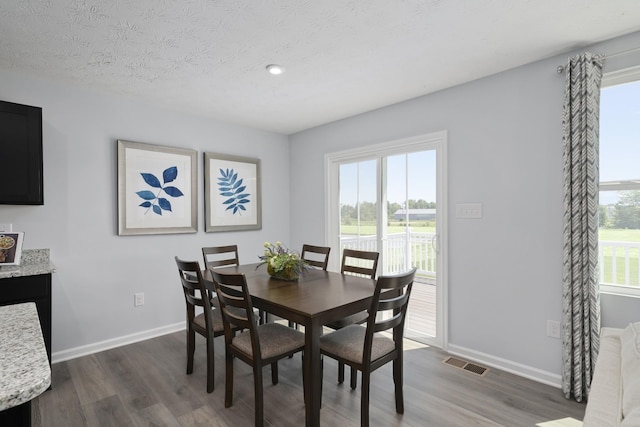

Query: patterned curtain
561 52 604 402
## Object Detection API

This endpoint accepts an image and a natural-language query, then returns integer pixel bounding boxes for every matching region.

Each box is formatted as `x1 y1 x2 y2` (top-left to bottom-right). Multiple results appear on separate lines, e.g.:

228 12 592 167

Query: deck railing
339 236 640 287
341 232 437 279
599 240 640 287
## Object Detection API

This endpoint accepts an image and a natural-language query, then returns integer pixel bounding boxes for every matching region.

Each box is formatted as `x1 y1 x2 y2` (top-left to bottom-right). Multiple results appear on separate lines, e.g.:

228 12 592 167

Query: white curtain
561 52 604 402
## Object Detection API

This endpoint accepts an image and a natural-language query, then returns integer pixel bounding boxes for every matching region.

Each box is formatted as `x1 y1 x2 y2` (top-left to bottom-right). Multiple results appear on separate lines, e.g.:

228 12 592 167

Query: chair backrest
301 244 331 270
175 256 215 325
202 245 240 270
341 249 379 279
209 269 261 356
363 267 416 360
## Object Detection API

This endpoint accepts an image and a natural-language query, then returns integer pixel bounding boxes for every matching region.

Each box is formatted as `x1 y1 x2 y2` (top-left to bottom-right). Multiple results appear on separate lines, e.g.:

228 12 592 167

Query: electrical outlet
0 224 12 232
547 320 560 339
134 293 144 307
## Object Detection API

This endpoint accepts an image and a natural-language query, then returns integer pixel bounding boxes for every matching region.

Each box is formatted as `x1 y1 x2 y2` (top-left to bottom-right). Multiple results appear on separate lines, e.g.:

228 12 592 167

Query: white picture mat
204 152 261 232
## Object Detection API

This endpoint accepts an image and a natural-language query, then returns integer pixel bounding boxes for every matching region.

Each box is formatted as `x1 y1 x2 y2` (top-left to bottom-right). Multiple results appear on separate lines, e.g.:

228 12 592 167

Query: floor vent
442 356 489 377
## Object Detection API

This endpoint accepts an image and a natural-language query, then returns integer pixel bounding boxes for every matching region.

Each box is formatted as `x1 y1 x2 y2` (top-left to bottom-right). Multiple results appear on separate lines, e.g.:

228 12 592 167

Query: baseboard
447 344 562 388
51 321 186 364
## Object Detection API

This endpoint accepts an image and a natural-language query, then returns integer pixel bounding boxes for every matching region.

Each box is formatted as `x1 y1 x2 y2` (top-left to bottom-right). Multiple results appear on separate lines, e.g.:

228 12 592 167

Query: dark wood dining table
204 263 377 427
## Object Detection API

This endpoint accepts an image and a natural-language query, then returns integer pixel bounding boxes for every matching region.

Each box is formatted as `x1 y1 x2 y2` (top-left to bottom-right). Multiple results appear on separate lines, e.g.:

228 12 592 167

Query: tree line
600 190 640 229
341 199 436 223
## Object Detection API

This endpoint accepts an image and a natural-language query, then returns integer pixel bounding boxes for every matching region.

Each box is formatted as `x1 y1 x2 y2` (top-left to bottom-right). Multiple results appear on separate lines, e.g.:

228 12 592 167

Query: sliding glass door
327 132 447 348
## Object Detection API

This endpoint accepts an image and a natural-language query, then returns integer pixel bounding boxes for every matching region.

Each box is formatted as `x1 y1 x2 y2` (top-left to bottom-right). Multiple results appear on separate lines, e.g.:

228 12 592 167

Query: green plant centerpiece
257 241 309 281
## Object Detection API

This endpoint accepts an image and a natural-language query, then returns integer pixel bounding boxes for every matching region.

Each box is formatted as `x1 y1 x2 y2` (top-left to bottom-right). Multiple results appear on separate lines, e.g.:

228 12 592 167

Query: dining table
204 263 377 427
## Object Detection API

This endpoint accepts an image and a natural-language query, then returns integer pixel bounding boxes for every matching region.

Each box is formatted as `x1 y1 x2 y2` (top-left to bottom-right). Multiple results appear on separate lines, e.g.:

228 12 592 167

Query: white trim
600 285 640 298
52 321 185 363
437 133 449 350
599 69 640 298
602 64 640 87
324 130 448 349
447 344 562 388
324 131 448 163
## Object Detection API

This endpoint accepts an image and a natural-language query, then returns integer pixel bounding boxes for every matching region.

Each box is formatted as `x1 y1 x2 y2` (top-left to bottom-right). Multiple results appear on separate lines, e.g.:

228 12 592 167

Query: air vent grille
442 356 489 377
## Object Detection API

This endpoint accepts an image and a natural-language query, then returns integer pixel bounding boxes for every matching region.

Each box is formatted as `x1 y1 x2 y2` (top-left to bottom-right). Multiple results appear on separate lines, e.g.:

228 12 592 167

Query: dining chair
326 248 379 388
202 245 240 269
202 245 265 324
301 244 331 270
286 244 332 331
210 269 306 427
320 267 416 427
175 256 225 393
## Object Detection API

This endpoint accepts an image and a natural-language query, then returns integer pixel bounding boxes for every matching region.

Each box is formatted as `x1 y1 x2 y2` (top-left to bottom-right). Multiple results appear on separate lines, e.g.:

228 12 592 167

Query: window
599 66 640 296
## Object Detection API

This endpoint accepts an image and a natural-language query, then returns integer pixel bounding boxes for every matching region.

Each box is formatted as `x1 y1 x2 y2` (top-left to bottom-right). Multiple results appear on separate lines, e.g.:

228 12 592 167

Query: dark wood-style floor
32 331 586 427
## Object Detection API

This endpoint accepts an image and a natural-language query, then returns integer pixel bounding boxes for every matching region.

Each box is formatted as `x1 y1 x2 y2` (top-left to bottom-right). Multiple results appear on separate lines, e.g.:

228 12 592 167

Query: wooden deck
405 278 436 341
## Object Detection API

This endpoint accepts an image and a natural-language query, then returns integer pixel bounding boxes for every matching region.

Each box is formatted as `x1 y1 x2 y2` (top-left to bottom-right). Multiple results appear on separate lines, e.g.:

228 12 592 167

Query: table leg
304 319 322 427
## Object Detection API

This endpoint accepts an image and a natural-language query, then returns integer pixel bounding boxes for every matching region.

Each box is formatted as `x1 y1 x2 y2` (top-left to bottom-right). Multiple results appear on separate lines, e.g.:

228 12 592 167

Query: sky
339 150 436 206
599 78 640 205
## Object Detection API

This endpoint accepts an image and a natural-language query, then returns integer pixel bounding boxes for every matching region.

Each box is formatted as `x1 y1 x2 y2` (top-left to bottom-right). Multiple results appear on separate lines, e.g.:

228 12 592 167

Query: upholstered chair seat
319 324 395 364
232 323 305 360
193 309 224 333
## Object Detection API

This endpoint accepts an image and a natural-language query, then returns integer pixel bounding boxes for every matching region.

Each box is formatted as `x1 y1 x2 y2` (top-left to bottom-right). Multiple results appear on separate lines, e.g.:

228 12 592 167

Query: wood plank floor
32 331 586 427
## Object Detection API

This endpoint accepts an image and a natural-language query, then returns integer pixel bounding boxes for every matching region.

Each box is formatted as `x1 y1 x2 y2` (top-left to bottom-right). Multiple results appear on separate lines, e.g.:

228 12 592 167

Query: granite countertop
0 302 51 411
0 249 55 279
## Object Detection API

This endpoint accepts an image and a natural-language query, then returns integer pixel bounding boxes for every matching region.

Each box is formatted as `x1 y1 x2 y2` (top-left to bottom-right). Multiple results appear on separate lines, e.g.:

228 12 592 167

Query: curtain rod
556 45 640 74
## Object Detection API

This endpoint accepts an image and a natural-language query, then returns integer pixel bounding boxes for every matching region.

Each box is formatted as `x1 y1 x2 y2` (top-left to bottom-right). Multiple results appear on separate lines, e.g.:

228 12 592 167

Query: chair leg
259 309 268 324
393 358 404 413
271 362 279 385
186 327 195 374
287 320 300 331
288 321 295 357
254 364 264 427
206 335 215 393
301 353 307 404
338 361 345 384
350 366 357 390
319 356 322 408
361 370 370 427
225 353 234 408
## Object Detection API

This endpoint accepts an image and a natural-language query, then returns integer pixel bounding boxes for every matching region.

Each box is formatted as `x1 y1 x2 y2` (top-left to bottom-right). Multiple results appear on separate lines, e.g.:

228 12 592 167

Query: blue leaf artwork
218 168 251 215
136 166 184 216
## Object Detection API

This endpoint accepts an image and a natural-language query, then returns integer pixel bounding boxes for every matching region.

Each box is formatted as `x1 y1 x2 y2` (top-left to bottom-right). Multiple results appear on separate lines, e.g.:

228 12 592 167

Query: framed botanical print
117 140 197 235
204 152 262 232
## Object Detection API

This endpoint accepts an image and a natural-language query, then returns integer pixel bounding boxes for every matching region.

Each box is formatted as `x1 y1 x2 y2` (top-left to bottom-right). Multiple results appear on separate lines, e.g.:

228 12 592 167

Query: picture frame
0 232 24 266
117 140 197 235
204 152 262 232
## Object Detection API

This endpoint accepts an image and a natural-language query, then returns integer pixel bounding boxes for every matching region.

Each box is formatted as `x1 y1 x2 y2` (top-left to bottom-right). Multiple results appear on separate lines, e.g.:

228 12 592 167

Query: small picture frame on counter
0 232 24 266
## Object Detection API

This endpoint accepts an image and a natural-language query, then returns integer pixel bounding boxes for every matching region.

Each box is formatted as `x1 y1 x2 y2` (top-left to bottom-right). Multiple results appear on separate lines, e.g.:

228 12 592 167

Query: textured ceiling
1 1 640 135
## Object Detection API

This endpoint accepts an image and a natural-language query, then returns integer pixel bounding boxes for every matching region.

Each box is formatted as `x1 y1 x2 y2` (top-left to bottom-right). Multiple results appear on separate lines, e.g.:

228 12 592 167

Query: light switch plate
456 203 482 219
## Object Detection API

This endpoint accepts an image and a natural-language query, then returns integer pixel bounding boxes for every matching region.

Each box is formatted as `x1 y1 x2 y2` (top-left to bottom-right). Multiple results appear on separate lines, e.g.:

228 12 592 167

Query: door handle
431 234 439 253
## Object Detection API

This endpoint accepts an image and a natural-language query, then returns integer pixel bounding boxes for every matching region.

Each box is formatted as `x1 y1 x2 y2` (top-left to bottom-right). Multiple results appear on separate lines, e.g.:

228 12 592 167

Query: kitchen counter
0 302 51 413
0 249 55 279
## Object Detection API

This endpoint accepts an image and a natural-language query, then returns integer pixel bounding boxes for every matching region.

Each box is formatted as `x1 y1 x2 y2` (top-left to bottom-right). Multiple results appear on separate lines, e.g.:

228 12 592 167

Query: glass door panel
383 151 437 342
339 160 379 256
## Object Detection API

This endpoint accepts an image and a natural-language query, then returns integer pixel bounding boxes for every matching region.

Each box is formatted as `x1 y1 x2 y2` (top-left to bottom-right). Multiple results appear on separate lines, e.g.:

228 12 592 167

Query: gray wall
0 70 291 360
289 31 640 385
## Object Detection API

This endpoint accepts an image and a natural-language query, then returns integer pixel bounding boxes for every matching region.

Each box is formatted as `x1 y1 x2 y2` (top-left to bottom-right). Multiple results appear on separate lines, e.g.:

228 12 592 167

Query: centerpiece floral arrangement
257 241 309 281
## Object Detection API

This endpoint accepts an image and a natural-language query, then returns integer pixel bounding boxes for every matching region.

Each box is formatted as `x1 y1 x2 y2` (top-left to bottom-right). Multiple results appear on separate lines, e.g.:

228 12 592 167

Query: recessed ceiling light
266 64 285 75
